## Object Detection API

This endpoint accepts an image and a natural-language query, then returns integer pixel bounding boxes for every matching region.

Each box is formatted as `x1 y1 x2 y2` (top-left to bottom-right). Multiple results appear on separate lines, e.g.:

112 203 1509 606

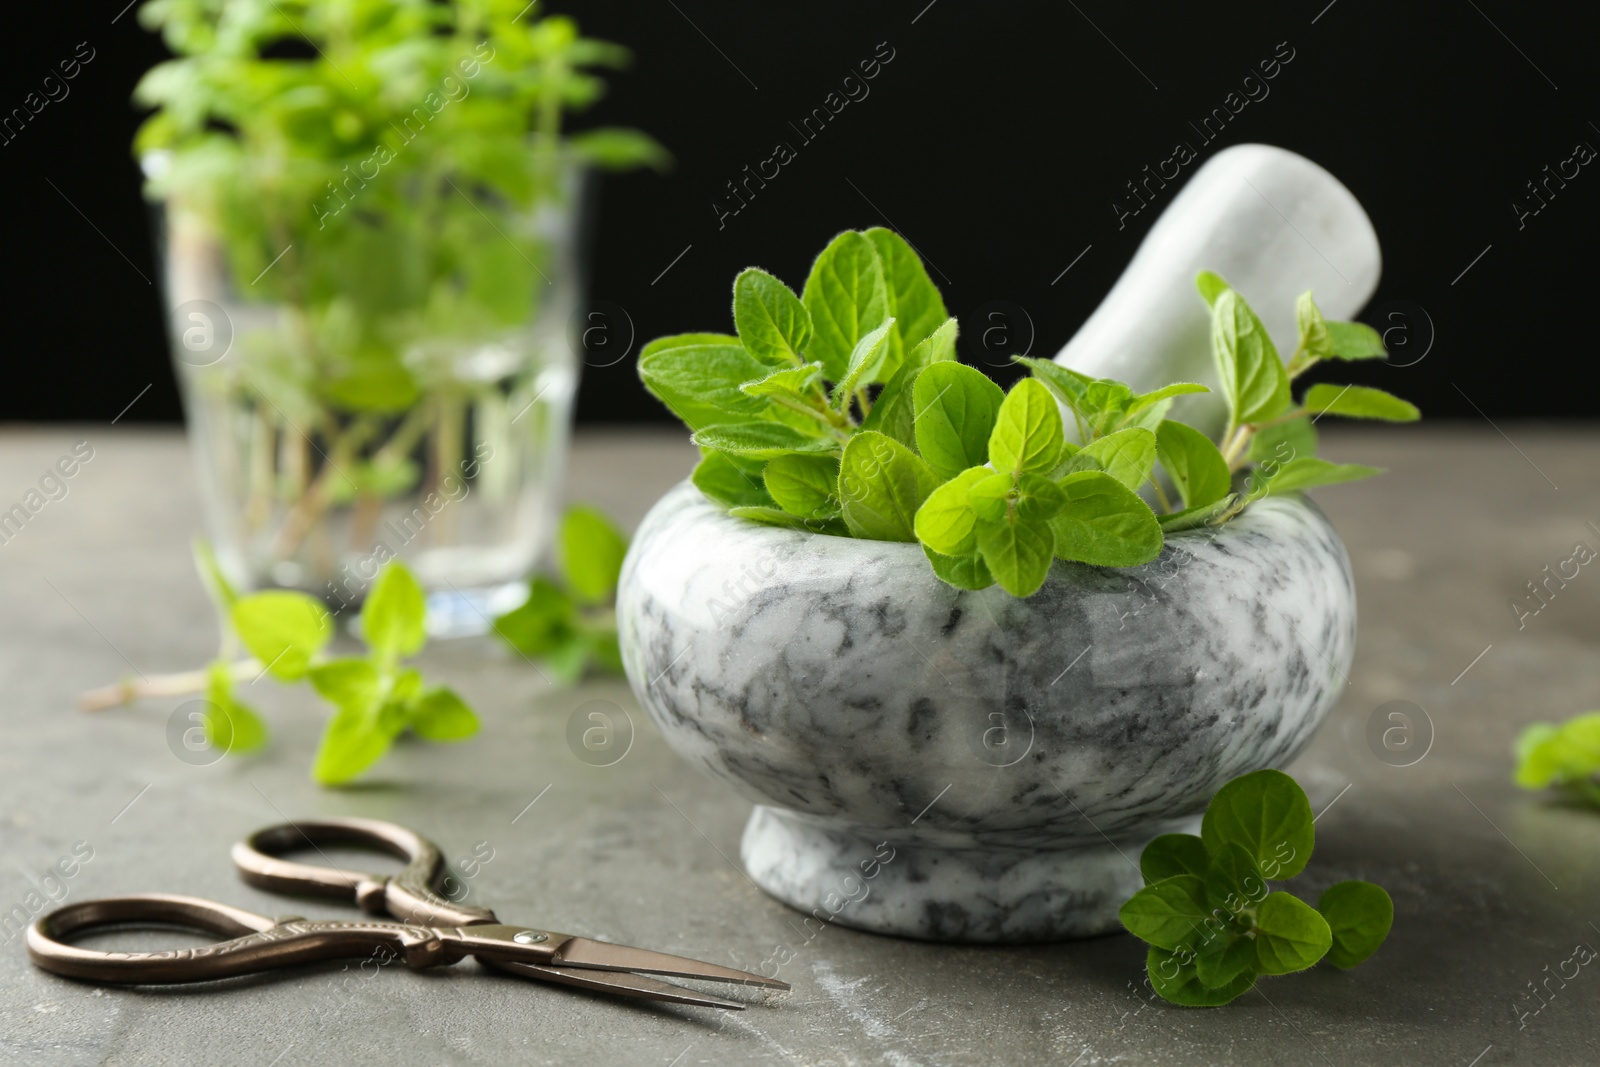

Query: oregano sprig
1119 769 1394 1006
1513 713 1600 807
492 505 627 681
82 544 481 785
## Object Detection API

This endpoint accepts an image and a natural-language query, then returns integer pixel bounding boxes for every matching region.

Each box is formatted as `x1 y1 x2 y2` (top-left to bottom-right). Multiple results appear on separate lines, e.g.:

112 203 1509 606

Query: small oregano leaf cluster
1119 769 1393 1006
197 544 480 784
1514 712 1600 807
86 543 480 786
639 231 1419 598
492 505 627 681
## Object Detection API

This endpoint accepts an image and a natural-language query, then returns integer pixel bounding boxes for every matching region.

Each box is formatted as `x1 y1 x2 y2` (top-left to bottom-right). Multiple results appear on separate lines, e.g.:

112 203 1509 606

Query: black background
3 1 1597 425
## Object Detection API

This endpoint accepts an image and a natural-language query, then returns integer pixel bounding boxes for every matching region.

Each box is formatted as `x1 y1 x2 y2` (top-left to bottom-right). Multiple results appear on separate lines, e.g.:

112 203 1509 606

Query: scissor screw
513 932 548 944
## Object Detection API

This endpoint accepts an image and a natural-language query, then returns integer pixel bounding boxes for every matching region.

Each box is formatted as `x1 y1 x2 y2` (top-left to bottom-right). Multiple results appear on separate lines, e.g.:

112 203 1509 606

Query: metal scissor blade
484 958 746 1010
551 936 791 990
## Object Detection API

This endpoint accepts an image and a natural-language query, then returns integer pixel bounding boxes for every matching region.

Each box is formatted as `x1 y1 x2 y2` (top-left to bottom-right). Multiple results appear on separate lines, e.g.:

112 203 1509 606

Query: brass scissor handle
25 893 478 984
231 817 496 928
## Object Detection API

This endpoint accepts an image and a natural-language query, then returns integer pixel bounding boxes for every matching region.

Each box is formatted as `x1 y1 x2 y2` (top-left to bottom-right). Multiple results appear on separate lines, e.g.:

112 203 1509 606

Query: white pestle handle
1054 144 1381 436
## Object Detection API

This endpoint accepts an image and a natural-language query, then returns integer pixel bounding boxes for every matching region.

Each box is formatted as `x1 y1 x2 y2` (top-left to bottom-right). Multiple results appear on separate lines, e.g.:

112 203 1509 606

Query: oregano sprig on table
639 231 1421 598
1513 713 1600 807
83 544 480 785
492 505 628 681
1119 769 1394 1006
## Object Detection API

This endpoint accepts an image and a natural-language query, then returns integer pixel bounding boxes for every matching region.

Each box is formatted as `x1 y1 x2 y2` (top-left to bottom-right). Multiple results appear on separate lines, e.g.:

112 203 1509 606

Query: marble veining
618 481 1356 942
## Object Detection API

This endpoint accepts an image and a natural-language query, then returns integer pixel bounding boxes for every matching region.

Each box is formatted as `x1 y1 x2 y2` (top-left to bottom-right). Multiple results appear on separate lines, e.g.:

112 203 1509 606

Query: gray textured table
2 425 1597 1066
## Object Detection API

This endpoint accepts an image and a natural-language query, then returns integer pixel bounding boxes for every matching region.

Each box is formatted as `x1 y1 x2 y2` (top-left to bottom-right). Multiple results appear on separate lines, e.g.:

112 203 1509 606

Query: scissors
26 817 788 1010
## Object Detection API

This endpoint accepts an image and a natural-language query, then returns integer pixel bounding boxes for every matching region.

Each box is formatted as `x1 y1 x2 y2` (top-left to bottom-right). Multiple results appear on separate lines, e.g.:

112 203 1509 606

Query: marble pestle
1054 143 1382 435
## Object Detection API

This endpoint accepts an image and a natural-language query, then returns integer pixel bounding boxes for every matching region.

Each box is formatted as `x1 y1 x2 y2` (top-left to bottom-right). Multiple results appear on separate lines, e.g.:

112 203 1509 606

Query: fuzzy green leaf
921 543 994 590
410 686 480 742
989 378 1065 476
1325 320 1388 360
1249 416 1318 466
1251 457 1382 498
230 591 332 682
975 513 1056 597
913 361 1005 478
1194 924 1259 989
1156 421 1231 509
639 341 773 431
1062 426 1157 492
1302 384 1420 422
913 466 992 557
308 658 381 714
1205 842 1269 916
1295 291 1332 361
1317 881 1394 969
1253 892 1333 975
1140 833 1210 885
764 454 841 518
1201 768 1314 879
204 662 267 754
312 704 393 785
831 317 895 406
866 227 947 379
733 268 813 367
1211 288 1290 426
361 563 427 663
838 431 941 542
493 578 576 658
692 422 838 459
1148 946 1257 1006
561 506 628 603
1196 270 1231 307
1049 471 1163 567
862 317 958 447
692 451 774 508
801 231 891 382
1119 874 1210 952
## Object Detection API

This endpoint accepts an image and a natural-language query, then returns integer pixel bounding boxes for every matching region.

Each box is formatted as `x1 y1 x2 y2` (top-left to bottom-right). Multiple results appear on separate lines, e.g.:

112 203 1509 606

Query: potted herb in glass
134 0 663 629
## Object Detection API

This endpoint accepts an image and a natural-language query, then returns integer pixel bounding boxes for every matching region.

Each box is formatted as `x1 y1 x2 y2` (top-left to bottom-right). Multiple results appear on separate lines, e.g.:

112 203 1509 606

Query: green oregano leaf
1211 287 1290 426
913 361 1005 479
764 454 842 518
638 341 771 431
361 562 428 664
1049 471 1162 567
410 686 480 742
230 591 332 682
861 317 957 448
921 543 994 590
1253 892 1333 975
561 506 628 603
1194 925 1259 990
1325 320 1388 360
1156 420 1230 509
1317 881 1394 969
913 466 991 557
1301 384 1420 422
838 431 940 542
1148 946 1257 1006
831 317 895 407
733 267 813 367
1140 833 1210 885
692 451 775 509
1118 874 1210 952
989 378 1064 476
1061 426 1157 492
801 230 890 382
692 422 838 459
1200 769 1314 879
866 227 947 379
